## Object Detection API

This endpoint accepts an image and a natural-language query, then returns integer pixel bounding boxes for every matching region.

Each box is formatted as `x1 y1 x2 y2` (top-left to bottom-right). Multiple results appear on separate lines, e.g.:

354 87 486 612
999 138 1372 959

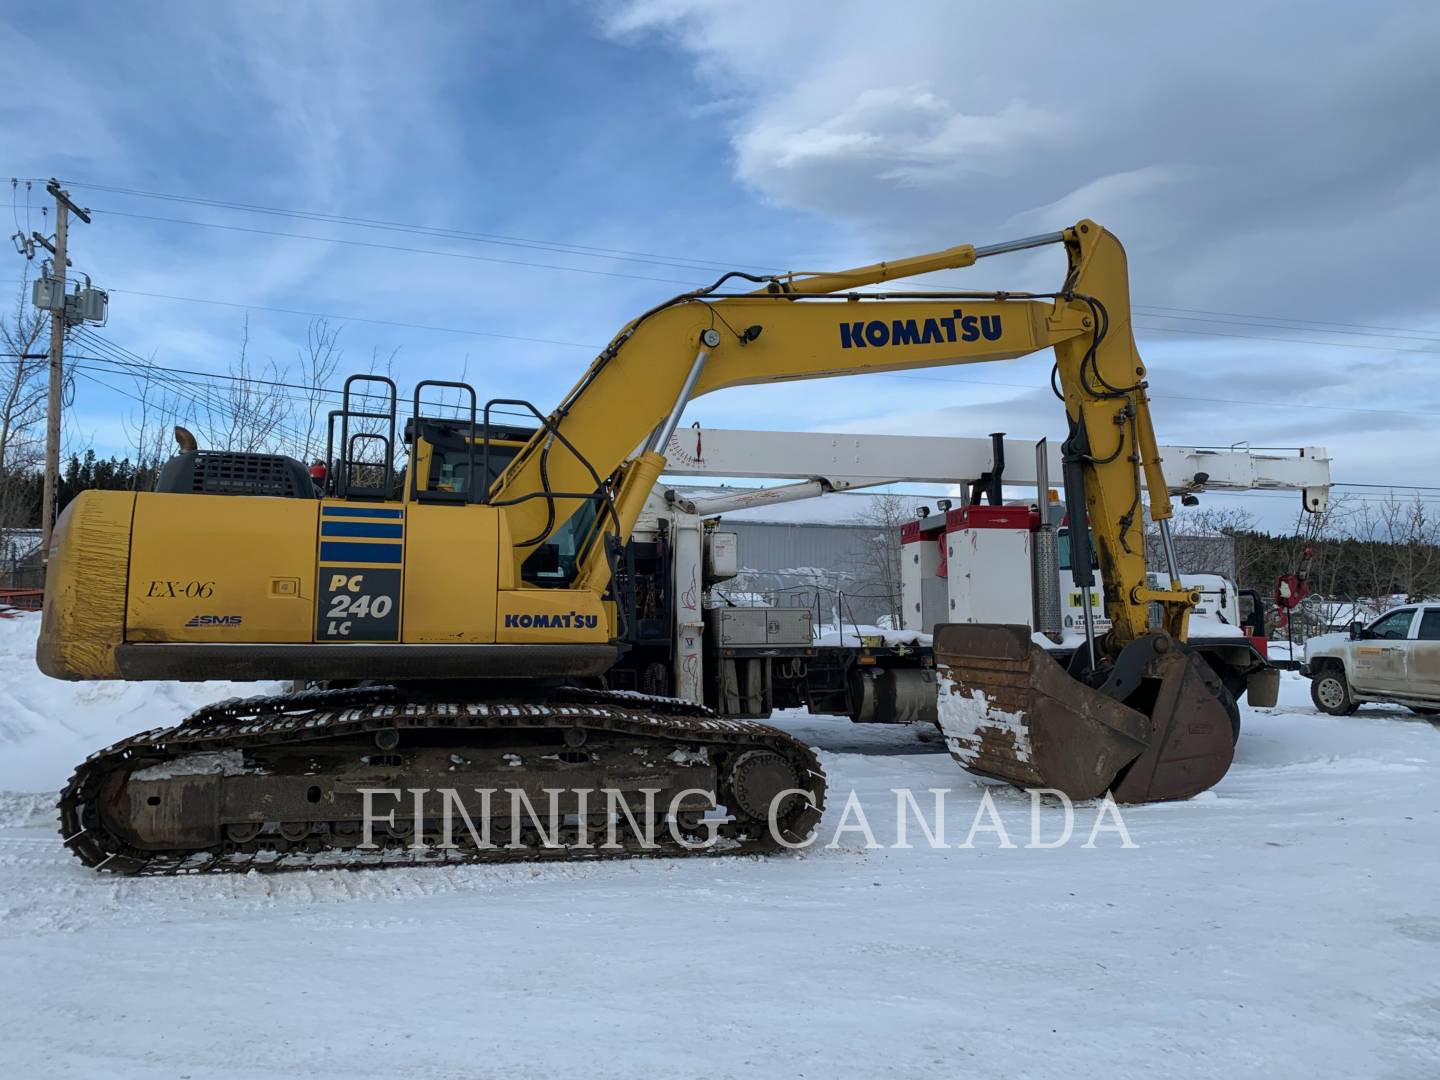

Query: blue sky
3 0 1438 531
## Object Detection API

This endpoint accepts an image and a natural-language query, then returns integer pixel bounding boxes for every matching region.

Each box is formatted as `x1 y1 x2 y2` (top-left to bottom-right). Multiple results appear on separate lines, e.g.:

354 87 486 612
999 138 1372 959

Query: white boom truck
618 427 1331 724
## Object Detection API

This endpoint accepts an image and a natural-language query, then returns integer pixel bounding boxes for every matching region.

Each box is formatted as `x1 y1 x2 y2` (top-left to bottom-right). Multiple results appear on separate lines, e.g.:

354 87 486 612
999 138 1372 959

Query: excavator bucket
933 624 1235 803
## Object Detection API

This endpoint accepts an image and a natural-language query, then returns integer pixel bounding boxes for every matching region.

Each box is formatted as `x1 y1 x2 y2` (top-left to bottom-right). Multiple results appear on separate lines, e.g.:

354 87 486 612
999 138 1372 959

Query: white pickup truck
1302 604 1440 716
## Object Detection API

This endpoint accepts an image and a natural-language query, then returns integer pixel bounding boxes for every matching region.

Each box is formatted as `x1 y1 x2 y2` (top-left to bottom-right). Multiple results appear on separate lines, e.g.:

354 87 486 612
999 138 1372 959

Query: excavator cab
405 416 534 500
398 384 603 587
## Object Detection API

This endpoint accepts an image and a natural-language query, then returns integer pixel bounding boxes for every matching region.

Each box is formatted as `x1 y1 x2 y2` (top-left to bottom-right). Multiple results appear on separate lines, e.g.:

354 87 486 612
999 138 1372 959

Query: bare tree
195 315 296 453
295 317 341 464
851 492 912 628
121 353 188 487
0 277 48 533
1160 504 1258 580
1348 494 1440 606
0 281 47 474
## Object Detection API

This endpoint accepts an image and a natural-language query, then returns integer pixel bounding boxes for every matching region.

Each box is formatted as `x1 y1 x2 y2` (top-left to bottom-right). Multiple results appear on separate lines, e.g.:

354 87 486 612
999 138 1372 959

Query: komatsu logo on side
504 612 600 629
839 309 1003 349
186 614 243 627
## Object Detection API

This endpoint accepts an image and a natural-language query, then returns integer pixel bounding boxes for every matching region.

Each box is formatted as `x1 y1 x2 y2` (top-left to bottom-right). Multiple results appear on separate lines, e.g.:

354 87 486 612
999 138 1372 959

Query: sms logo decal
186 614 243 627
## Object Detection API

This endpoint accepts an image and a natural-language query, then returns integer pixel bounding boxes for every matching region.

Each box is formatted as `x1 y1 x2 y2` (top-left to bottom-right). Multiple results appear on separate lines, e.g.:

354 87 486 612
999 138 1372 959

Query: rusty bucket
933 624 1235 803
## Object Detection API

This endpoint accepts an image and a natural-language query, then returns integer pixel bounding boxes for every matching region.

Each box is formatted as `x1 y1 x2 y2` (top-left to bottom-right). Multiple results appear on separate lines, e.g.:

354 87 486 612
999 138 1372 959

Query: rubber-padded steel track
58 686 827 875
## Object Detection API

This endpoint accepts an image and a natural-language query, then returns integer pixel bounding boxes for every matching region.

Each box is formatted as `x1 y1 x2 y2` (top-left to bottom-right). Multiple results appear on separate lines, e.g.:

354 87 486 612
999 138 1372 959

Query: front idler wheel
727 750 801 823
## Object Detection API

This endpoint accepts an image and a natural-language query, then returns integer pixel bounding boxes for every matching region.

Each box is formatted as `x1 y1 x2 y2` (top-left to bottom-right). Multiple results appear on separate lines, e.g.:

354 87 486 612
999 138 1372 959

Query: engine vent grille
156 451 316 499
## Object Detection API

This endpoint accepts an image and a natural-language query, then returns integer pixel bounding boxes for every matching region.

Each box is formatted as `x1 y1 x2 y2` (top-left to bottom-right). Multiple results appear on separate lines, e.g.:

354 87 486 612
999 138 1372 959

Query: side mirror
1349 620 1364 640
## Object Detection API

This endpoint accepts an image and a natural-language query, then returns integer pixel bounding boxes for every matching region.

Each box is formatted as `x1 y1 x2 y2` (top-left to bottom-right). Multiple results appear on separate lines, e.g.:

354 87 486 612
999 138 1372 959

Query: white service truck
1302 605 1440 716
647 427 1330 723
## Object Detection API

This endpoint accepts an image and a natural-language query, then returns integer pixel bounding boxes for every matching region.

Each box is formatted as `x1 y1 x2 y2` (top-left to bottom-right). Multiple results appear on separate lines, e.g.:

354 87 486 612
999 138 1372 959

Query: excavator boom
489 222 1189 646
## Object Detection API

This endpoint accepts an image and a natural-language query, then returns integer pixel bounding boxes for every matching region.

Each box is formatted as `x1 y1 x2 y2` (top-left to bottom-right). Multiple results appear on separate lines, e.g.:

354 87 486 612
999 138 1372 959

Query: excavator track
58 687 826 875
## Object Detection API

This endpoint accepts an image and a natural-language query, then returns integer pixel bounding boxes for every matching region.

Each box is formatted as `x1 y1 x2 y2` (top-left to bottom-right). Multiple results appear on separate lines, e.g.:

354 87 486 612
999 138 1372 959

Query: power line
71 290 1440 414
64 327 543 425
32 340 1440 447
89 207 1440 354
1129 321 1436 354
29 309 1440 426
1212 489 1440 506
20 348 1440 500
12 211 1440 435
1334 481 1440 493
62 177 1440 344
63 179 747 273
21 354 1440 510
41 363 1440 509
1133 303 1440 340
879 370 1440 419
69 327 329 449
104 287 599 349
95 208 699 288
70 364 318 458
22 293 1440 426
72 343 316 450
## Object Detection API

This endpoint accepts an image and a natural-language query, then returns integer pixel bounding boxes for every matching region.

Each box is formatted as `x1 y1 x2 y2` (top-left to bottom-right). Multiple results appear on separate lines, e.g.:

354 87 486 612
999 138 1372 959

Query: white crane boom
661 428 1330 510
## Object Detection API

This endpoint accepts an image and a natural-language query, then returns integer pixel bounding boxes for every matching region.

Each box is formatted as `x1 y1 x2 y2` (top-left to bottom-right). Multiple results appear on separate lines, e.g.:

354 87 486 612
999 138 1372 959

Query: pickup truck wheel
1311 668 1358 715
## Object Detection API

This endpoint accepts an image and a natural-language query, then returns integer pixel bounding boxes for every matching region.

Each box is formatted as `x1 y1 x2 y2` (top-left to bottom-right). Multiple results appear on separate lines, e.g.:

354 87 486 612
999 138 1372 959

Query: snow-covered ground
1 613 1437 1079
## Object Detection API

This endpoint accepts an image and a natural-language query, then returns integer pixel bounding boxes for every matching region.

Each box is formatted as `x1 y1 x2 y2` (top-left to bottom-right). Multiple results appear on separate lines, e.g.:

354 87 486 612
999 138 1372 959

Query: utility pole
38 180 91 564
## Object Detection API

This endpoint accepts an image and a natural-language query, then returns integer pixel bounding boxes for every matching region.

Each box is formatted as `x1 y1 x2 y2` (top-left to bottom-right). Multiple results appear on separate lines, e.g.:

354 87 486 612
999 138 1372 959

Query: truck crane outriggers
41 219 1239 873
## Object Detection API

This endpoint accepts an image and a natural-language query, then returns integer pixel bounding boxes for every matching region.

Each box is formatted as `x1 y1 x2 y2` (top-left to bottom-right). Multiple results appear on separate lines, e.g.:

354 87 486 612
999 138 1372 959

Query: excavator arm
493 220 1189 648
492 220 1236 804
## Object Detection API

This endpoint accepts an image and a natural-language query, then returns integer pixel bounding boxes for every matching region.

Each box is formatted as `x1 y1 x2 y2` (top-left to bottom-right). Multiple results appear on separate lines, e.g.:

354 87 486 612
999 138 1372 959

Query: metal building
690 488 1238 631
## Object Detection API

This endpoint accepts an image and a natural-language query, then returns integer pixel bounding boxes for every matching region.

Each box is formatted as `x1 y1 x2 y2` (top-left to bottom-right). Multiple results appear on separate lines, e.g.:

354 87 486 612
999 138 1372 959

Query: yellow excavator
40 219 1238 873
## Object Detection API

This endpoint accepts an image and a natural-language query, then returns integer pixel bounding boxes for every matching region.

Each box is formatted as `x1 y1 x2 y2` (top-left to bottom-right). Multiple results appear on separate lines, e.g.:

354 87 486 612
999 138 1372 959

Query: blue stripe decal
322 506 404 519
320 540 403 564
321 521 404 539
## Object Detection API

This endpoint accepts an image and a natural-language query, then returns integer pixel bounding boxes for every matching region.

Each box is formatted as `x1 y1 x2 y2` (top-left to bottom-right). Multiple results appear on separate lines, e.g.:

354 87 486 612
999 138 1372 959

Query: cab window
1368 608 1415 640
1418 609 1440 641
1057 528 1100 572
427 442 523 496
522 496 600 586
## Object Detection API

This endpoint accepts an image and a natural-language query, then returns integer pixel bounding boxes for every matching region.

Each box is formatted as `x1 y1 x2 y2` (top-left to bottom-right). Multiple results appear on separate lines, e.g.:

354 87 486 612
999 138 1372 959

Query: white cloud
606 1 1440 321
737 89 1063 191
598 0 1440 531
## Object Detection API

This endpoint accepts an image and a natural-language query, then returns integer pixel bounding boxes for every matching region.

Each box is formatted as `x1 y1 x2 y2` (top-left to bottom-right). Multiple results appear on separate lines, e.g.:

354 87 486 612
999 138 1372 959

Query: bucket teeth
933 624 1232 803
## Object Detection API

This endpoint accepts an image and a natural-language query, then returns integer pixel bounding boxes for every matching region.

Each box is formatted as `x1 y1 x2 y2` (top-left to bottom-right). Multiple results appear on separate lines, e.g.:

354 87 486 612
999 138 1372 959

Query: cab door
1351 607 1415 694
1405 607 1440 699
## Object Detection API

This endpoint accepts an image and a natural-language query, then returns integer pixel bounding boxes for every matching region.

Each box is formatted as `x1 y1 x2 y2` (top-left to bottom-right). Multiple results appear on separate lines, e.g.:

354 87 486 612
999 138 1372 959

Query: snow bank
0 613 283 793
814 624 932 648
